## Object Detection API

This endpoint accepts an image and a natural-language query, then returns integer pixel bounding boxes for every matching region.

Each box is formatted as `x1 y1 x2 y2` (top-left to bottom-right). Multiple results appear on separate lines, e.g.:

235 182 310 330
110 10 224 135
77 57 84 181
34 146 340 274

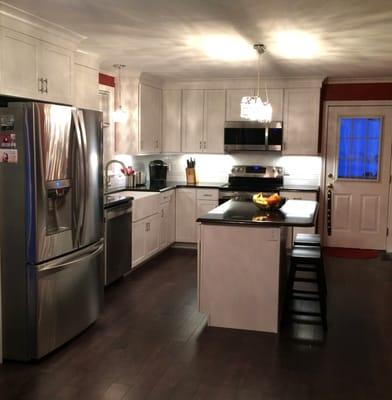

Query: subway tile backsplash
111 153 321 188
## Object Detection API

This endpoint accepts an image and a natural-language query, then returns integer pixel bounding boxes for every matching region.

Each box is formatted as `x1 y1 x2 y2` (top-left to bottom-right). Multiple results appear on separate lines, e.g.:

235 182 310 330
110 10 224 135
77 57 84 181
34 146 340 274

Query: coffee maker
149 160 168 185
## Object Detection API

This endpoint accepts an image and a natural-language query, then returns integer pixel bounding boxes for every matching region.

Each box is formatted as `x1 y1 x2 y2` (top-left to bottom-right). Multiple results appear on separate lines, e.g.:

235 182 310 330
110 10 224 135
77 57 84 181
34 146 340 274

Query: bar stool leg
316 261 328 331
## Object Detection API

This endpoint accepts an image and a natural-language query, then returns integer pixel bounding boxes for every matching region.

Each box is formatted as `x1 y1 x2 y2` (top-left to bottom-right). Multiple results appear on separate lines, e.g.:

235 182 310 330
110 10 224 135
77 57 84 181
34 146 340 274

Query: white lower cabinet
145 214 160 258
159 189 176 250
280 190 318 247
176 188 197 242
176 188 219 243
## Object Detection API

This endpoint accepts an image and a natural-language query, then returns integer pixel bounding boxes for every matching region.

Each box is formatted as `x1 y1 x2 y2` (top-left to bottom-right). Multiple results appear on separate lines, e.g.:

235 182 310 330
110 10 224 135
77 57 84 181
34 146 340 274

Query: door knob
327 173 333 179
327 183 333 189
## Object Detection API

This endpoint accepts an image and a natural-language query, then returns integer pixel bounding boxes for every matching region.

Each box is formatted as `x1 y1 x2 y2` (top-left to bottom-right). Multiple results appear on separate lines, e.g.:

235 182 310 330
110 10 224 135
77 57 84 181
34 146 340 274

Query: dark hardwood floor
0 248 391 399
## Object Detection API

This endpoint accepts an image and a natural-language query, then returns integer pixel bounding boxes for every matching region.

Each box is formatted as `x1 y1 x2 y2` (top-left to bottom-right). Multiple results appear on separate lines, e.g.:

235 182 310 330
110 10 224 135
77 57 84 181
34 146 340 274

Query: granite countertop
106 181 226 194
197 199 318 227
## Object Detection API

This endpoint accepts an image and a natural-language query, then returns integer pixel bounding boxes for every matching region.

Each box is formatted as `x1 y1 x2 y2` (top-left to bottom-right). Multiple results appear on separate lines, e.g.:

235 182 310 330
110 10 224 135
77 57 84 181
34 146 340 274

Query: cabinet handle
141 140 144 150
38 78 43 93
43 78 48 93
200 140 202 150
283 142 287 151
161 209 164 218
145 222 150 232
203 194 212 197
204 141 207 150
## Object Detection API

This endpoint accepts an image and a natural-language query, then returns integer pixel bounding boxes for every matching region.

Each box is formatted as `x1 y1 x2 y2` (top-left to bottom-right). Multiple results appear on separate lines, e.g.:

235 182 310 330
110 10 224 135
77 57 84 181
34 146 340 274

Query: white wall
111 153 321 189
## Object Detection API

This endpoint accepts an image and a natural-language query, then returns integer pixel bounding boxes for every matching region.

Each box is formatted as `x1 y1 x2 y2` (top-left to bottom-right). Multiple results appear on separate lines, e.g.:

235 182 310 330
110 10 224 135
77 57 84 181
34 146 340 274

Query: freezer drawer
28 241 104 359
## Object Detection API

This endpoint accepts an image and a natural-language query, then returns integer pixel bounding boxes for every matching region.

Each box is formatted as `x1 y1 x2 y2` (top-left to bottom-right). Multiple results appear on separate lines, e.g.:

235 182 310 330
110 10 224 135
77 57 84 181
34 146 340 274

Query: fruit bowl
252 193 285 210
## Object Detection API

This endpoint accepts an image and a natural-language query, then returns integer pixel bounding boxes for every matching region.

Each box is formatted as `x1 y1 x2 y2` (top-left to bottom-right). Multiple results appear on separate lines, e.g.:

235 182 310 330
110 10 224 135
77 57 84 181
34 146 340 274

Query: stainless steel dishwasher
104 194 133 285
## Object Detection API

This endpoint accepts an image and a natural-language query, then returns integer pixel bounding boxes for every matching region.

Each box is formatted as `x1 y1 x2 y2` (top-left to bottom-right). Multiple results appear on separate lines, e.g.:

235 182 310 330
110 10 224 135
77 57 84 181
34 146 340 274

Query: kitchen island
197 199 318 333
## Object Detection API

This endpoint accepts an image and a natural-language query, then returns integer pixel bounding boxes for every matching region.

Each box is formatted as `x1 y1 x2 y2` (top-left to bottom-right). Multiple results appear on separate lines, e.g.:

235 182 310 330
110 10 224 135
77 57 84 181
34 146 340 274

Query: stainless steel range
219 165 284 204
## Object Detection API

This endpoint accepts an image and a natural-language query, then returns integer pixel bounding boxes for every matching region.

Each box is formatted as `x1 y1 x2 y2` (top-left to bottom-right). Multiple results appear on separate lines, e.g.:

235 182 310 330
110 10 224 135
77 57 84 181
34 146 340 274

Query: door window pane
337 117 382 180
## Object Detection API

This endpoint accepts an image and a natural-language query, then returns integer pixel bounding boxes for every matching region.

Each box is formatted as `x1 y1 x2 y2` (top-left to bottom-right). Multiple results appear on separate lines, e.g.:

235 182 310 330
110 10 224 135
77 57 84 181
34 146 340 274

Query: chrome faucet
104 159 127 190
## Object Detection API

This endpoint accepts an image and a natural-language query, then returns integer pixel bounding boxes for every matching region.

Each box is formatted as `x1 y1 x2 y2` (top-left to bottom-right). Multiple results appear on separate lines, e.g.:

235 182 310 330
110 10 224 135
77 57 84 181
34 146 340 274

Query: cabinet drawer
280 191 317 201
197 189 219 201
160 189 174 204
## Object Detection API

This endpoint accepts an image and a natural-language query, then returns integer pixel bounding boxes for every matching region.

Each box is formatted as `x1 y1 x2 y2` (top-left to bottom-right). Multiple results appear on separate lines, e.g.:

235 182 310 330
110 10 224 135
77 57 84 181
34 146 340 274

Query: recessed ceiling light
188 35 255 61
272 30 321 59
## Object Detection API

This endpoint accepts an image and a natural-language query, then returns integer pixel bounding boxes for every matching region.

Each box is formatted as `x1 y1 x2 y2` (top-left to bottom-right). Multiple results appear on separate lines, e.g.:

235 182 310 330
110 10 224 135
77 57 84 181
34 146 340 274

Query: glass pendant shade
240 96 272 122
240 43 272 123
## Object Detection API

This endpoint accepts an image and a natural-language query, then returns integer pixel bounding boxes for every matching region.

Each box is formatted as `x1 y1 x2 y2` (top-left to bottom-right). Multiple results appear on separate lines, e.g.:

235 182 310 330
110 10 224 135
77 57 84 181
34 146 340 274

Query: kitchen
0 1 391 399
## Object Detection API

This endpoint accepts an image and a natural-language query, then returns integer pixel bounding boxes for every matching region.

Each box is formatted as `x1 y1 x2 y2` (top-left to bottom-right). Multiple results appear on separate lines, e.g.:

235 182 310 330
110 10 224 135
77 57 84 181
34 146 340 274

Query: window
337 117 382 180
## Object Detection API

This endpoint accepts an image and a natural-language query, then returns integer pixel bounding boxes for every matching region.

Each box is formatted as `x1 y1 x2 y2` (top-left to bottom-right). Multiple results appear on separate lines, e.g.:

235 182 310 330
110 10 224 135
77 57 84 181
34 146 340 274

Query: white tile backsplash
111 153 321 188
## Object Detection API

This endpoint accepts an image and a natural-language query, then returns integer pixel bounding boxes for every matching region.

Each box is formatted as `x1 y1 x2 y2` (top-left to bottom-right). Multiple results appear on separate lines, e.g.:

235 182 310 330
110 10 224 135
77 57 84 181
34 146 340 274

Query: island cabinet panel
283 88 320 155
199 224 283 333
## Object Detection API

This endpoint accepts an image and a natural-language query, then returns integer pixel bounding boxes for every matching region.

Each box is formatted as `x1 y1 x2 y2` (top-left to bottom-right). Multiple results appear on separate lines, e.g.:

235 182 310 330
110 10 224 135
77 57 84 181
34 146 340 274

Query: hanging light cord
118 66 122 110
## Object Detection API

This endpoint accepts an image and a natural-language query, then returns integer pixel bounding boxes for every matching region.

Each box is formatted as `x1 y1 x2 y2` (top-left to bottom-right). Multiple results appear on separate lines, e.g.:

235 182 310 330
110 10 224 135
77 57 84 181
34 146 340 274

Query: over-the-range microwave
224 121 283 152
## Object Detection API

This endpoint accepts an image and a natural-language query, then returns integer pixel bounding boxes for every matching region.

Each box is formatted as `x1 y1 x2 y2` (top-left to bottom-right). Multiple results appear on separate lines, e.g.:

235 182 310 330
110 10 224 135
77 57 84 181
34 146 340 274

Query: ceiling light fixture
240 44 272 123
112 64 128 124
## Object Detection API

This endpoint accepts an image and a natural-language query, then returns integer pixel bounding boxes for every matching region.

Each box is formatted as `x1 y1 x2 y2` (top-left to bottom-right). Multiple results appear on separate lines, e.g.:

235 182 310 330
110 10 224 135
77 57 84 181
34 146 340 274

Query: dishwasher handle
105 206 132 220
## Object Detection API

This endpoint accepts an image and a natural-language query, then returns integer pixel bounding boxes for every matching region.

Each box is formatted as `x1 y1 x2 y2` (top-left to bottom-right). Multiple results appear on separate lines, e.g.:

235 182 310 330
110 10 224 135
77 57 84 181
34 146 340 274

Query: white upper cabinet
283 88 320 155
226 88 283 121
162 89 182 153
0 29 39 99
181 89 204 153
74 52 99 110
181 89 225 154
39 43 73 104
0 28 75 105
203 90 225 154
139 83 162 154
226 88 254 121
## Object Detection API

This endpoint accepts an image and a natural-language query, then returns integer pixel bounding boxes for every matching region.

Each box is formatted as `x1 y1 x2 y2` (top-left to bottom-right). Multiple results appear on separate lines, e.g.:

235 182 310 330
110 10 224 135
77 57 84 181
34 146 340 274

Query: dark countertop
280 185 319 192
104 193 133 209
197 199 318 227
106 181 226 194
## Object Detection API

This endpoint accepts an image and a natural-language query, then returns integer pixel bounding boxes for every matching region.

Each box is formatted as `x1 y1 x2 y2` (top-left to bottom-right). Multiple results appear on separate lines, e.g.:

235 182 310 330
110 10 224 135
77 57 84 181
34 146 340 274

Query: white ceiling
5 0 392 80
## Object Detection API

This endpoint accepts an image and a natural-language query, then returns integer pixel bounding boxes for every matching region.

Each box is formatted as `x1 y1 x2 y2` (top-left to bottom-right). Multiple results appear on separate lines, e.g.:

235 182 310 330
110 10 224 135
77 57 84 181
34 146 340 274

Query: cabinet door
280 191 318 246
139 84 162 154
132 219 146 268
39 43 73 105
74 63 99 110
159 203 170 250
145 214 160 257
225 88 254 121
267 88 284 121
168 191 176 244
181 90 204 153
1 29 40 99
196 199 218 218
283 88 320 155
176 188 197 243
203 90 225 153
162 89 182 153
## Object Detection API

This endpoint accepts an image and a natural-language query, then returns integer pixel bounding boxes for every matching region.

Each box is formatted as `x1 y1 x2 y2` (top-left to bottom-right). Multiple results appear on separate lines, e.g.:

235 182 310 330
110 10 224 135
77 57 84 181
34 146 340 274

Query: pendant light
112 64 128 123
240 44 272 122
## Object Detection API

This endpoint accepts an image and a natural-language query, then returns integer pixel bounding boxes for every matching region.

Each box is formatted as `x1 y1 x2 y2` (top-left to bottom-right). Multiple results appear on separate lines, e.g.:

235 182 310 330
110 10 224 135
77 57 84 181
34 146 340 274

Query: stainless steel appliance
219 165 284 204
224 121 283 152
104 194 132 285
0 102 104 361
149 160 168 185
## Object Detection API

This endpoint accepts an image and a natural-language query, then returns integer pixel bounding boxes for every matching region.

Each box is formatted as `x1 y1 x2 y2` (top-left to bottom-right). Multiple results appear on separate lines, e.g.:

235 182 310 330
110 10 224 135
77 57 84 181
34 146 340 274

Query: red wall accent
323 83 392 101
99 73 115 87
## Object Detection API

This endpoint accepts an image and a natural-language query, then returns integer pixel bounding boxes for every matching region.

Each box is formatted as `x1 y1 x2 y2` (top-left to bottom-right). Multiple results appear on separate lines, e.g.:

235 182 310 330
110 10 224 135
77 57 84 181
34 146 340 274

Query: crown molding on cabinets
162 76 325 90
0 1 84 50
74 50 99 70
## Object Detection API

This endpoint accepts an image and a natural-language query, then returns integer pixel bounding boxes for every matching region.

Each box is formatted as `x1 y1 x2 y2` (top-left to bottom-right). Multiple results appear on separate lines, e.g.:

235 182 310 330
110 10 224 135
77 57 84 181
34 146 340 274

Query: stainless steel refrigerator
0 102 104 361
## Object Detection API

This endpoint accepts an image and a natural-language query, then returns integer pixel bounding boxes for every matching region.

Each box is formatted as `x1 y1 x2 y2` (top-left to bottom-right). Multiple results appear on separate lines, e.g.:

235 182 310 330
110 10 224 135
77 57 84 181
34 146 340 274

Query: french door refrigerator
0 102 104 361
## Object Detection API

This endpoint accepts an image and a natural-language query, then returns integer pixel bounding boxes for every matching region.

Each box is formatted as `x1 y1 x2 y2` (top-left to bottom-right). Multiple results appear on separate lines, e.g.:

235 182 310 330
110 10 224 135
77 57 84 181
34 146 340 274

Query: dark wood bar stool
294 233 321 247
284 245 328 331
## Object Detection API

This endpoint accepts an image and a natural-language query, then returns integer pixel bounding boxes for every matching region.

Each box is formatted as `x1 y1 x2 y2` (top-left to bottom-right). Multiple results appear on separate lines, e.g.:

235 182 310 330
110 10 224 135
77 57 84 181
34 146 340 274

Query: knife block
186 168 196 184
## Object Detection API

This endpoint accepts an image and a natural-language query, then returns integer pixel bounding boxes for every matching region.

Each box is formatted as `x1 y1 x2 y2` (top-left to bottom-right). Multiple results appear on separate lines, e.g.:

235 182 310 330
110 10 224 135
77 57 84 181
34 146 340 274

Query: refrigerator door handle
35 241 103 273
77 110 89 246
72 110 87 247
